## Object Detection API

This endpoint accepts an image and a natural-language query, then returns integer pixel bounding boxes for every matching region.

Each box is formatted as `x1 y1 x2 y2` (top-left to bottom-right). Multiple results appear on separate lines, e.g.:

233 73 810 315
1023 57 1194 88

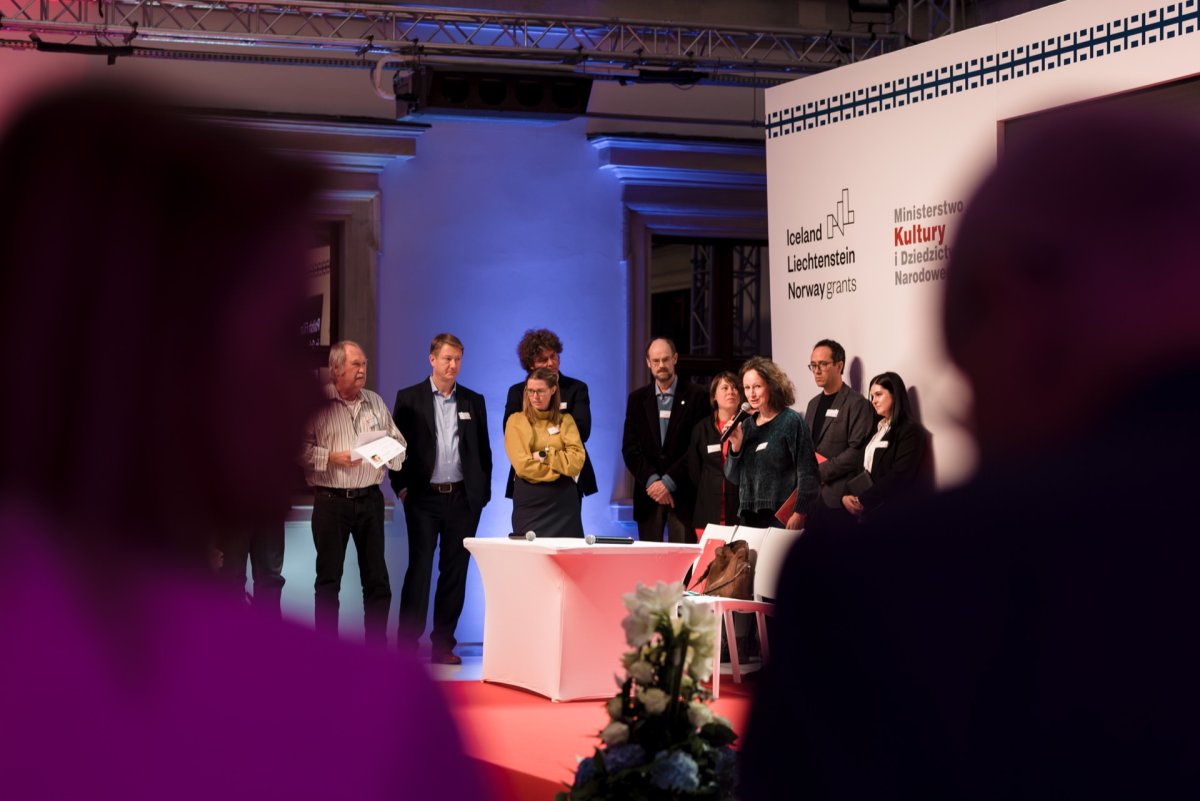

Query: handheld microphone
507 531 536 541
585 534 636 545
718 402 754 443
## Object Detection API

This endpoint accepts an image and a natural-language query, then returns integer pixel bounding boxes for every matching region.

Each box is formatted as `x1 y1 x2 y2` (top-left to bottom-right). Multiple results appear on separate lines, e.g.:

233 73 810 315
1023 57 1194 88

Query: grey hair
329 340 365 375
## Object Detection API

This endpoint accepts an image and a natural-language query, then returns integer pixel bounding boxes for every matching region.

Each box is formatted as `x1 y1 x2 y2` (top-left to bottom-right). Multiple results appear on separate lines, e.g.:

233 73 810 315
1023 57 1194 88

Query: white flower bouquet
555 581 739 801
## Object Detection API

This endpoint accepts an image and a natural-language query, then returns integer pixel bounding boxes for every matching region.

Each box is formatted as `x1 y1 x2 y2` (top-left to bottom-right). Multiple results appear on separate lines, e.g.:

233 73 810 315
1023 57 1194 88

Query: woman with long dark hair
841 371 931 518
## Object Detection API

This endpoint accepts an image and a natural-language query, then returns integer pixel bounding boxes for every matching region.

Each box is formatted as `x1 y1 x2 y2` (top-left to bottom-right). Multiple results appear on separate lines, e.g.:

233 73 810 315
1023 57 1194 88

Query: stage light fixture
395 66 592 122
849 0 901 12
848 0 901 25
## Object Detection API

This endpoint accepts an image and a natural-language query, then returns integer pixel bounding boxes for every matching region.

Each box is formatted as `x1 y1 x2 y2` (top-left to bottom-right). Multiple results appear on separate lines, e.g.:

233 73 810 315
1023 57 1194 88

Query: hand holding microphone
719 401 754 447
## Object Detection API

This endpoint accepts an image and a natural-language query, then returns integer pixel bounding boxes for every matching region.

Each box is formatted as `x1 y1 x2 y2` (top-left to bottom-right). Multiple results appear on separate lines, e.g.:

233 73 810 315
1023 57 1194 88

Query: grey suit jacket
804 383 874 510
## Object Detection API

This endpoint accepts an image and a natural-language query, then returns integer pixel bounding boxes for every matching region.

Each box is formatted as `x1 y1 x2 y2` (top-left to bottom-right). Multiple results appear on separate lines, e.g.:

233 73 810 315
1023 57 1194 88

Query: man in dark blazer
391 333 492 664
621 337 710 542
803 338 873 529
502 329 597 503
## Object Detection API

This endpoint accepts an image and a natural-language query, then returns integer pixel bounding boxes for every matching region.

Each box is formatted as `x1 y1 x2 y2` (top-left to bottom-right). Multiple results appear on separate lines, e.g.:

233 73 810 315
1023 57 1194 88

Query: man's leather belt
315 485 376 499
429 481 465 493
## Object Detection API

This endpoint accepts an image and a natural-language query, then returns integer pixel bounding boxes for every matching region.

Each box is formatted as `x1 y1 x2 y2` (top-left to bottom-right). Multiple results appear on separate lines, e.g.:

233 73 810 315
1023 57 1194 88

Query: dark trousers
399 485 479 652
311 485 391 645
637 503 693 543
807 500 856 533
216 524 285 618
739 509 780 528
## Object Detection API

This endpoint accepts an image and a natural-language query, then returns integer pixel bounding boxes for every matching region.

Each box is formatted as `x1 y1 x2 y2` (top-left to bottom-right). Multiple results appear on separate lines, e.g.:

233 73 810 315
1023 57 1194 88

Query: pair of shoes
430 650 462 666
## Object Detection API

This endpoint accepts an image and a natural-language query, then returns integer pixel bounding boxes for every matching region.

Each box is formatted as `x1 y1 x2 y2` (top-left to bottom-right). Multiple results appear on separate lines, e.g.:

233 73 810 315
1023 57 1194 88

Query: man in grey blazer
804 339 873 529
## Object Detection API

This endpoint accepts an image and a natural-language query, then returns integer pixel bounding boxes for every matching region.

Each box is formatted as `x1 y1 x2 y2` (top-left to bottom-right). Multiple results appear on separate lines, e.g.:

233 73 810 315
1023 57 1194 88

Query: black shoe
431 650 462 665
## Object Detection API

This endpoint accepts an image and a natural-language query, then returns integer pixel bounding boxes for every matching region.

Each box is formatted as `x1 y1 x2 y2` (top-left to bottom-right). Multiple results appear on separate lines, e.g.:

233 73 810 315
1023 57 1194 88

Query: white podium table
464 538 700 701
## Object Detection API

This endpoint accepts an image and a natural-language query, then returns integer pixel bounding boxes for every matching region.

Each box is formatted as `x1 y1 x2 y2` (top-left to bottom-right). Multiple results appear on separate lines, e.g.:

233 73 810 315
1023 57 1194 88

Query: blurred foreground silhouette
0 84 485 801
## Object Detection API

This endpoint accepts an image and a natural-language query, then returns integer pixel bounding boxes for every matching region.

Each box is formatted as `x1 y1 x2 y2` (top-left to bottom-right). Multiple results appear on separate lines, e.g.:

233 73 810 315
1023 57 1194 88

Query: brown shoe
431 650 462 665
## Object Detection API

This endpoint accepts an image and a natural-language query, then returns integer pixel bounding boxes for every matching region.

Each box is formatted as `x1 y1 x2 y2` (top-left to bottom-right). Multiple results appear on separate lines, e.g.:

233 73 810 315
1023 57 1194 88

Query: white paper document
353 430 406 468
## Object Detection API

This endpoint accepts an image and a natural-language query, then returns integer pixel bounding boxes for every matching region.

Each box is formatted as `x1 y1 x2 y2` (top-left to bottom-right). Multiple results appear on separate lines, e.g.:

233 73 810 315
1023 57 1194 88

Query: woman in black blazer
686 371 743 537
842 371 931 518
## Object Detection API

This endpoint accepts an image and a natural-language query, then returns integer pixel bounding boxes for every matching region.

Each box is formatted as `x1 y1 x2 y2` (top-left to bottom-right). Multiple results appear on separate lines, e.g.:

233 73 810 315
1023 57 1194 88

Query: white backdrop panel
765 0 1200 487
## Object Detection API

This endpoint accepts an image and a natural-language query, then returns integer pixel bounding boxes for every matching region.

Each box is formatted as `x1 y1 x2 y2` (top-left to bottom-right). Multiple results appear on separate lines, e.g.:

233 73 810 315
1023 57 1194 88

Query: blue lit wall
375 116 628 645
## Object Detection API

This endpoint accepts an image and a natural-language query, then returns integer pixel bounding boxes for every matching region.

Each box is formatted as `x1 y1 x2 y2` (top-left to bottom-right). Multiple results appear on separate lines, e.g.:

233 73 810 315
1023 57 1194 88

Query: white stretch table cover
464 538 700 702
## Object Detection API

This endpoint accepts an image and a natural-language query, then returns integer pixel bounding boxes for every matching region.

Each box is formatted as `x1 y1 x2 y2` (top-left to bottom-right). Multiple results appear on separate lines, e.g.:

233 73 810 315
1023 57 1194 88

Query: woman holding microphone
725 357 820 530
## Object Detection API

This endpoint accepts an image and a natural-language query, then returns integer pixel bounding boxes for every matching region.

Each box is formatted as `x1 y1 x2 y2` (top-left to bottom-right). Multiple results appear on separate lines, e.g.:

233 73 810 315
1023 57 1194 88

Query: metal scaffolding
899 0 966 41
730 244 763 359
0 0 912 81
687 242 762 363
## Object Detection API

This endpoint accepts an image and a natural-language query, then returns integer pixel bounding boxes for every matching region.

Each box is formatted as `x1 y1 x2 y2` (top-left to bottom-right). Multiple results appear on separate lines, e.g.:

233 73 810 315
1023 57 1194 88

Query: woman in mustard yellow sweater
504 368 587 537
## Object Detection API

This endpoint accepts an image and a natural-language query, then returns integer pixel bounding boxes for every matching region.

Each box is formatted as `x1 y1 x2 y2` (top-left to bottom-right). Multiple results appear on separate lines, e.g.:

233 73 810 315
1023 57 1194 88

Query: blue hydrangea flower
649 750 700 792
574 756 596 785
603 743 647 772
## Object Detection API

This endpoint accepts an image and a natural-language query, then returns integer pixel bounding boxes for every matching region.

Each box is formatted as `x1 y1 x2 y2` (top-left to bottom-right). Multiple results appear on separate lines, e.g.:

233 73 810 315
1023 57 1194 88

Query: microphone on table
718 402 754 443
585 534 635 545
508 531 536 541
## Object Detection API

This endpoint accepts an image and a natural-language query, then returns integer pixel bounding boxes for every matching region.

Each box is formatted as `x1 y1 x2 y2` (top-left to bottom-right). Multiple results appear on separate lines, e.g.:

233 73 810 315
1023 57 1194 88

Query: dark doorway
649 236 770 386
304 220 340 370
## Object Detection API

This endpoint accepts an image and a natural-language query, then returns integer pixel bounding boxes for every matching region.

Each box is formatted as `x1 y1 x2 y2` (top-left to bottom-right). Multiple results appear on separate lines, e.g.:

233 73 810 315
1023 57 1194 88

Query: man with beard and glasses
621 337 709 542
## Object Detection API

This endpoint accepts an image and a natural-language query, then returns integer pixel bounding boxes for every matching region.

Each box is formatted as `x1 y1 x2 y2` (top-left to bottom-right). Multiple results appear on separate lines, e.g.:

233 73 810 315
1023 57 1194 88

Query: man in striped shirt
302 340 407 644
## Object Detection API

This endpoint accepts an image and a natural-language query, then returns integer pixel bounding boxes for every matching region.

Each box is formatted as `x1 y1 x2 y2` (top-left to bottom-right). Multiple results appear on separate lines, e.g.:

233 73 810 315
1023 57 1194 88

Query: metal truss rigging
0 0 910 82
899 0 966 41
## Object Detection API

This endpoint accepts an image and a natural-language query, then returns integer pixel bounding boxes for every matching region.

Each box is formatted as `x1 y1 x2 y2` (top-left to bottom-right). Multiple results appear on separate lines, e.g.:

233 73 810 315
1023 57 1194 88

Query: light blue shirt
648 376 678 494
656 377 677 444
430 378 463 484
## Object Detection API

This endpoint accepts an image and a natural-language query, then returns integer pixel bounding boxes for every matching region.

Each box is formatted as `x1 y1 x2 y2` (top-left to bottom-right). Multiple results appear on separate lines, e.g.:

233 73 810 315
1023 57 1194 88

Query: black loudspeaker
848 0 900 11
396 67 592 121
848 0 900 23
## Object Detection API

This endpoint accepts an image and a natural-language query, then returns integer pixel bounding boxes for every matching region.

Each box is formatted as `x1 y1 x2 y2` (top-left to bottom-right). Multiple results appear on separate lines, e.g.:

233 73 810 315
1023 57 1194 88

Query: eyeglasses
527 388 550 396
807 361 835 372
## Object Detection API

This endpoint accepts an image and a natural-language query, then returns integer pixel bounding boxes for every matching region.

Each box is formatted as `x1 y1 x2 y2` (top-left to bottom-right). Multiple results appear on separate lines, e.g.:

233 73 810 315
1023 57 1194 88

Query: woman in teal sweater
724 357 820 530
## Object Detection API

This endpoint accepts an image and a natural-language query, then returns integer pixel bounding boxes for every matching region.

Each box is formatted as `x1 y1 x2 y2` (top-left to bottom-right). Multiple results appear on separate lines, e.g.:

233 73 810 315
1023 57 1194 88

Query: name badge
560 402 568 410
659 410 672 420
707 444 721 454
825 408 840 418
756 442 768 452
458 411 471 420
876 441 888 449
548 426 560 435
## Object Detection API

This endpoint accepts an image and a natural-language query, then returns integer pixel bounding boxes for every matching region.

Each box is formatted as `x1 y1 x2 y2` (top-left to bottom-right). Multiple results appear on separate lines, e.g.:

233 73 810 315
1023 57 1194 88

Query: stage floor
430 651 758 801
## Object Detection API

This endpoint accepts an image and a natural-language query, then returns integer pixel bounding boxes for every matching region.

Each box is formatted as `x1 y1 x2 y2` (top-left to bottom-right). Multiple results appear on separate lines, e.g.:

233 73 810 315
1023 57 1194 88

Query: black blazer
621 379 710 523
503 373 596 498
389 380 492 514
686 414 741 529
853 419 931 511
